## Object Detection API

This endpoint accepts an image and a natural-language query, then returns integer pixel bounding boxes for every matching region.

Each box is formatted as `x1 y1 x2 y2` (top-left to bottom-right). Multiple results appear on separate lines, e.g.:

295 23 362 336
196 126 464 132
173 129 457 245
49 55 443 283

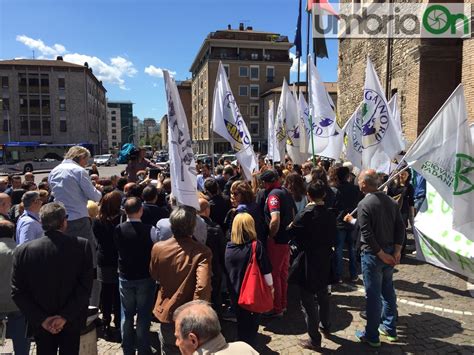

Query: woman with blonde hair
224 212 273 347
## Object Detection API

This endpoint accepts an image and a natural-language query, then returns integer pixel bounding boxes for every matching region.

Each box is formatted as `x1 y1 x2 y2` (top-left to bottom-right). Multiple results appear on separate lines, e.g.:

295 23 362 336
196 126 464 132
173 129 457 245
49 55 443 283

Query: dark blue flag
294 0 302 58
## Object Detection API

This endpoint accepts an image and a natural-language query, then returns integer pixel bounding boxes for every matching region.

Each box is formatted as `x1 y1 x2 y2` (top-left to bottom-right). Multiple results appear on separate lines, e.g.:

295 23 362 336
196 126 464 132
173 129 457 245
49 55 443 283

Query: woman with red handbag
224 213 273 348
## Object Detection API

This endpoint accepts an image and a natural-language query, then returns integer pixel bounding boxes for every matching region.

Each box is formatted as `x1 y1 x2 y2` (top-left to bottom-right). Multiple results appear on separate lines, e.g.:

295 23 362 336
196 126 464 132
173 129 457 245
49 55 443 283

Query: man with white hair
48 146 102 305
173 300 258 355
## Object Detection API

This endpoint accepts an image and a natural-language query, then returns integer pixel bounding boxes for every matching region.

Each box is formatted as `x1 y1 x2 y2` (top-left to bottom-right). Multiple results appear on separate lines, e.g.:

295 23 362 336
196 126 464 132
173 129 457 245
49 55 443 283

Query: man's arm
79 169 102 202
59 239 93 323
267 194 281 239
194 249 212 301
11 248 49 328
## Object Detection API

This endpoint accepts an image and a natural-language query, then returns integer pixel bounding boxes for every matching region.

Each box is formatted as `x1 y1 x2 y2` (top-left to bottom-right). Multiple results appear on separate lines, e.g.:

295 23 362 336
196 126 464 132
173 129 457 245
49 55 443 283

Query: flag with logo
212 61 257 180
387 93 407 152
267 101 279 162
404 84 474 235
357 57 402 170
297 92 310 155
286 86 307 164
163 70 199 210
275 79 290 162
344 104 363 169
307 54 339 156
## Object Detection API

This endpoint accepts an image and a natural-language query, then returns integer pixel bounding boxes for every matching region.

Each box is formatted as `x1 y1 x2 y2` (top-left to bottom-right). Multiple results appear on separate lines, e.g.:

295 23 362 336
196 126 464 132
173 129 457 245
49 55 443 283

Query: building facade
177 80 193 131
159 114 168 150
0 58 107 153
337 1 473 144
190 24 293 153
106 105 121 150
107 100 133 148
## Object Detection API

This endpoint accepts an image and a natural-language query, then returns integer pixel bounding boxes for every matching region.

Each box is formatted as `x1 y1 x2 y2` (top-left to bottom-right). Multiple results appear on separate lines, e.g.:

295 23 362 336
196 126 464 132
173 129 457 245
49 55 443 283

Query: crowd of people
0 145 427 355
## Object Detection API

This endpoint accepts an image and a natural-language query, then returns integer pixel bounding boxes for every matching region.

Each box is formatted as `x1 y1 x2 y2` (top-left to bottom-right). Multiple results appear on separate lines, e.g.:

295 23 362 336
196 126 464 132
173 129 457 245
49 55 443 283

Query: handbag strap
250 240 257 264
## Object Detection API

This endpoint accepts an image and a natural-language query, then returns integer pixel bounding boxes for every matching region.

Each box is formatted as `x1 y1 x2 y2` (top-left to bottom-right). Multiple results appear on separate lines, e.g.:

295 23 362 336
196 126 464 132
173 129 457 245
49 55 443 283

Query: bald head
24 172 35 182
198 198 210 218
173 300 221 346
358 169 379 193
0 193 11 215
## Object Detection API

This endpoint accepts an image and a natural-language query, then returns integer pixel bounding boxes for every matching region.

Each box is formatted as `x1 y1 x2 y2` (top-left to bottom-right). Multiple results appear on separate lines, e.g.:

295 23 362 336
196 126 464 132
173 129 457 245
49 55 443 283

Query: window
42 119 51 136
266 66 275 83
58 78 65 90
60 120 67 132
29 76 40 94
250 85 259 99
239 66 248 77
2 98 9 111
239 86 248 96
59 99 66 111
250 122 259 136
40 74 49 94
251 53 259 60
112 129 116 134
111 123 116 127
111 116 116 121
250 104 259 118
223 64 230 79
3 120 9 132
239 104 248 115
42 99 50 115
111 110 116 114
112 135 117 140
30 118 41 136
20 116 28 135
250 66 259 80
1 77 8 88
29 99 40 115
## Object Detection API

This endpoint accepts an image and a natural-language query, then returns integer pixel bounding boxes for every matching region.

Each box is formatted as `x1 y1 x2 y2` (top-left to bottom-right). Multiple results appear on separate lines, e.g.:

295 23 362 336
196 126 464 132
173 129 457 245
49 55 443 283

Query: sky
0 0 338 122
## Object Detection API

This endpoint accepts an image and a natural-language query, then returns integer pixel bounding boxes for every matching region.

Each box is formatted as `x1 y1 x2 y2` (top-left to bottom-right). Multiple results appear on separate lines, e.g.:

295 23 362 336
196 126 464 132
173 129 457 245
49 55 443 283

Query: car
94 154 117 166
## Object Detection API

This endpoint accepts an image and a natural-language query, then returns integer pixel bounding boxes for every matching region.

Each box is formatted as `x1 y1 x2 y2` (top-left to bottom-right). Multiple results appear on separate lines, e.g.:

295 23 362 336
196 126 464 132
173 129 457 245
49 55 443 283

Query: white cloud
145 65 176 78
16 35 137 90
16 35 66 57
290 52 307 74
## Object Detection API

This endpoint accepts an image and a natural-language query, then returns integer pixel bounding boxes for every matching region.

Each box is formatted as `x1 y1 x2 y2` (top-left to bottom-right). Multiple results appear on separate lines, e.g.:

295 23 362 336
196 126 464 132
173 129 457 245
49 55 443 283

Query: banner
404 85 474 235
286 88 308 164
275 79 290 162
163 71 199 210
387 93 407 152
414 183 474 279
297 92 310 155
212 62 257 180
267 101 279 162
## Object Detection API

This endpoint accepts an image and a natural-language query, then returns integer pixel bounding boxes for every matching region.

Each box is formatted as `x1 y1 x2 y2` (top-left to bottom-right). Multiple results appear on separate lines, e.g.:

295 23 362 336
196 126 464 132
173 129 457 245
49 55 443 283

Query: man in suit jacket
11 202 93 355
150 205 212 355
114 197 155 355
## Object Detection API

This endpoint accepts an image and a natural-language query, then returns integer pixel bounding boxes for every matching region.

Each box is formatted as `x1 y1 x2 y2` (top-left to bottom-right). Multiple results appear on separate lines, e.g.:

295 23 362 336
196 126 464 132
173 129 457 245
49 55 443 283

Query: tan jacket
194 334 259 355
150 236 212 323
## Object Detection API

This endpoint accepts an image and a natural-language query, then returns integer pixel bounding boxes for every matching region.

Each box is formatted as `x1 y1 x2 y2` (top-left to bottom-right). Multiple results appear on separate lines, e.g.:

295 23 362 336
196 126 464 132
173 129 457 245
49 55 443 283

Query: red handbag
238 240 273 313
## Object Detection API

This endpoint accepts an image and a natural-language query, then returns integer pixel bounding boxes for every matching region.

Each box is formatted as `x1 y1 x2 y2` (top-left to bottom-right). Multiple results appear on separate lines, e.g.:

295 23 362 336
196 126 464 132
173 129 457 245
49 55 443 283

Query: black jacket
334 182 363 229
287 204 336 292
11 230 93 332
141 203 170 226
114 221 153 280
93 215 121 268
208 194 231 230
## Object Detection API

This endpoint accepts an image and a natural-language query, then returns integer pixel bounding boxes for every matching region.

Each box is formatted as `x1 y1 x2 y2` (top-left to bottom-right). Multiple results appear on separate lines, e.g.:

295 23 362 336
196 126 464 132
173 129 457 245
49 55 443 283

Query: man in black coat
11 202 93 355
141 185 170 226
204 178 231 230
287 180 336 351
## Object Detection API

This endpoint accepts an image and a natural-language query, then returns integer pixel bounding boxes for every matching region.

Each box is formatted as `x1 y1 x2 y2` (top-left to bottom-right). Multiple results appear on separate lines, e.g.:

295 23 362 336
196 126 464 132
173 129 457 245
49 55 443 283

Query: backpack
117 143 138 164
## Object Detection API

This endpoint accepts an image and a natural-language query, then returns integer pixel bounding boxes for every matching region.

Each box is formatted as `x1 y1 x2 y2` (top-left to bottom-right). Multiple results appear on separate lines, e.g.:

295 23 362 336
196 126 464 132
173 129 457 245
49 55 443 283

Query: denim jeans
299 286 330 346
1 311 30 355
335 229 357 280
361 249 398 343
119 277 156 355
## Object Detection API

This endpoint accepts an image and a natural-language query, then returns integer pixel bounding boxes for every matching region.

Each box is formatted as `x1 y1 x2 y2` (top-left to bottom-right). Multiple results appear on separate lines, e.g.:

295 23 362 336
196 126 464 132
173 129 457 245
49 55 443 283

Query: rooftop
107 100 134 105
0 58 85 69
261 82 338 97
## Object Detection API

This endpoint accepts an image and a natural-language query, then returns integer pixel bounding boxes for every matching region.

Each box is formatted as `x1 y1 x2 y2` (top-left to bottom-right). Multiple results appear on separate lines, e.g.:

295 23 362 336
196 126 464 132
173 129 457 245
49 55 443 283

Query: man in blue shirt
48 146 102 306
16 191 43 245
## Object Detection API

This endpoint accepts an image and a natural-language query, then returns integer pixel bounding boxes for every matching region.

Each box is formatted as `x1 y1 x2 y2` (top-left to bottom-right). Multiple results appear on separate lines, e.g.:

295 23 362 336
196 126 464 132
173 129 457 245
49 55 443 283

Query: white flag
297 93 310 156
387 93 407 152
275 79 290 162
359 58 402 170
404 84 474 235
344 103 363 170
307 54 339 156
212 62 257 180
163 71 199 210
267 101 279 162
319 123 344 160
286 87 307 165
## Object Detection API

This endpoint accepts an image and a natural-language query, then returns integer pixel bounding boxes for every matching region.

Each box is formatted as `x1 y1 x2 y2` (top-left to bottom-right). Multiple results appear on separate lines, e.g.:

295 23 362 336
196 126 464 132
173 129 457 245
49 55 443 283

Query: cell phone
149 168 161 180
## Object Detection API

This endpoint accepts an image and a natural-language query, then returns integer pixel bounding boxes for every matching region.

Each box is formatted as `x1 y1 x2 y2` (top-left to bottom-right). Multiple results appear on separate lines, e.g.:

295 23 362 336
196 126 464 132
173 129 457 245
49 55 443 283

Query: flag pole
307 54 317 166
296 0 302 95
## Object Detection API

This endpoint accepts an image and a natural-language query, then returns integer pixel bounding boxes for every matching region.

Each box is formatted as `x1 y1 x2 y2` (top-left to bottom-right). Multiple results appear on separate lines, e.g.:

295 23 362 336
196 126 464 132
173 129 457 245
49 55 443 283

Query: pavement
2 166 473 354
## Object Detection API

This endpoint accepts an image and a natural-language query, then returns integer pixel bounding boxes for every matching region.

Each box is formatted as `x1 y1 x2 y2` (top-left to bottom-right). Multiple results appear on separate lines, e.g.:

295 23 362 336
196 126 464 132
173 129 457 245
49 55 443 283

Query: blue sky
0 0 338 122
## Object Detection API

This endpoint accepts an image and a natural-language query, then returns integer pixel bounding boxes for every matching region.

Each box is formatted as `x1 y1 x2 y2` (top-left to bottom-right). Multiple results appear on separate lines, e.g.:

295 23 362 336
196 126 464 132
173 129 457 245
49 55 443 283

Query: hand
50 317 67 334
343 214 354 223
270 286 275 300
378 251 396 266
393 251 401 265
41 316 64 334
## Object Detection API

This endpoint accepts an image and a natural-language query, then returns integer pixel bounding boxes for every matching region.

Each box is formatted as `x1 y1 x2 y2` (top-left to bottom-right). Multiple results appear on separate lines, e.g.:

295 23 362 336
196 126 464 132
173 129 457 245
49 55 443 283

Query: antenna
32 50 35 59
